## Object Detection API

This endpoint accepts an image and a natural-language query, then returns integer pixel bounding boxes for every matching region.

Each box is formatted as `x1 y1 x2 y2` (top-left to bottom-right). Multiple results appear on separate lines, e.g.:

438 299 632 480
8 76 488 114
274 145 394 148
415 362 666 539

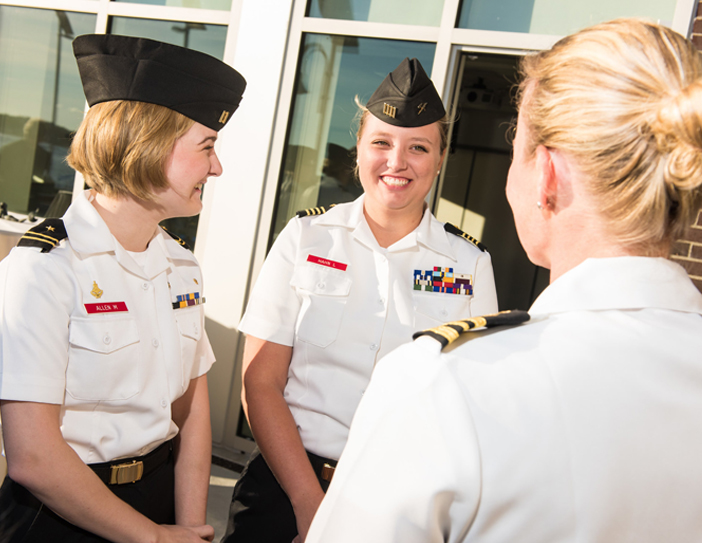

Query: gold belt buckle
321 463 335 482
109 460 144 485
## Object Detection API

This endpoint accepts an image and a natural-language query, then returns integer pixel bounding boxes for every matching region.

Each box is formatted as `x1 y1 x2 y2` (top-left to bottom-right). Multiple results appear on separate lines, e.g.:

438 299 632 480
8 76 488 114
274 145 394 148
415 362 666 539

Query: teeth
195 183 203 190
381 176 409 187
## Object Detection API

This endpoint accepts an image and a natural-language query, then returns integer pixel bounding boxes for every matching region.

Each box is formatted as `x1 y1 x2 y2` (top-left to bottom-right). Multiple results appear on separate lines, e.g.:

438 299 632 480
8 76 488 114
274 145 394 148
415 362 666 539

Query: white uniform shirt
239 195 497 459
307 257 702 543
0 190 215 463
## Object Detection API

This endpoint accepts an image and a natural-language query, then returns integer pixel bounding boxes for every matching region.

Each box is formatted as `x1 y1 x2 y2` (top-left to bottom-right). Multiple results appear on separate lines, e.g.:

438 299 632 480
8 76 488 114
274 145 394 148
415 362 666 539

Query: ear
535 145 558 211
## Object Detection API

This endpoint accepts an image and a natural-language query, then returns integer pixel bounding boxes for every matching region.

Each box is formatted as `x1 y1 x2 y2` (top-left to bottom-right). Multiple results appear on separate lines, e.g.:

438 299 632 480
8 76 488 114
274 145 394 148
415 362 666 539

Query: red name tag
307 254 348 271
84 302 129 314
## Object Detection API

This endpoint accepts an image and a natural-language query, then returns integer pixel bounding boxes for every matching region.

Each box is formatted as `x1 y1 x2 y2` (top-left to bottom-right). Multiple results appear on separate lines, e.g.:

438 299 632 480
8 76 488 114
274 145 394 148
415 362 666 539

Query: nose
210 151 223 177
386 146 407 171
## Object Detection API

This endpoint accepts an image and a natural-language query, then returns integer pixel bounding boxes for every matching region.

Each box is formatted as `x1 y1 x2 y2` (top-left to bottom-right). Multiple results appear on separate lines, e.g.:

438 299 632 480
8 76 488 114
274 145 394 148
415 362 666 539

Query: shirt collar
529 257 702 316
311 194 456 259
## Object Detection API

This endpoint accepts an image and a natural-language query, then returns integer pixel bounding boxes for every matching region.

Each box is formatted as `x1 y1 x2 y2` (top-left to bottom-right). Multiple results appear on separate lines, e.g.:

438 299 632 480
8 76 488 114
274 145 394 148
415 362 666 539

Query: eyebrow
369 131 435 144
198 136 218 145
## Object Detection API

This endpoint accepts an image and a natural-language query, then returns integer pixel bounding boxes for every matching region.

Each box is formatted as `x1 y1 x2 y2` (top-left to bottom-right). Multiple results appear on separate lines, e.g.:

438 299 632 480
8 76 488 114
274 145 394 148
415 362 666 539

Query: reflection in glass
116 0 232 10
109 18 226 59
270 34 435 246
307 0 445 26
109 17 227 247
0 7 95 216
456 0 677 35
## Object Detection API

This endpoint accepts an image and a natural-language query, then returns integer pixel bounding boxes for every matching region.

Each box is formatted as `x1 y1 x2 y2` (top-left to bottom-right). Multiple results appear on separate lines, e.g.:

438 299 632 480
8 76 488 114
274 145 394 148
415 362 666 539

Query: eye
371 139 389 146
411 145 429 153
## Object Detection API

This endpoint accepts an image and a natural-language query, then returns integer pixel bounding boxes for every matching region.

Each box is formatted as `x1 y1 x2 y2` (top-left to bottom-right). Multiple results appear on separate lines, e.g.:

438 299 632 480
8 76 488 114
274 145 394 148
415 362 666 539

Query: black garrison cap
366 57 445 128
72 34 246 131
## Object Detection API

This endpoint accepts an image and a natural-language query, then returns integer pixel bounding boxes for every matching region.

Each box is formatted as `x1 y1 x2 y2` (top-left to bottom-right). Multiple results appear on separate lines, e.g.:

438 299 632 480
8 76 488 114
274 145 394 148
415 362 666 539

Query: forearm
1 401 162 543
172 375 212 526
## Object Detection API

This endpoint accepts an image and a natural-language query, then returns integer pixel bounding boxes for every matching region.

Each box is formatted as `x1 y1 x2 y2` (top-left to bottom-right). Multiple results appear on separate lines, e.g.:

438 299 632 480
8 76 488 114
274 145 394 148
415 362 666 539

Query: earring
436 170 441 175
536 201 543 210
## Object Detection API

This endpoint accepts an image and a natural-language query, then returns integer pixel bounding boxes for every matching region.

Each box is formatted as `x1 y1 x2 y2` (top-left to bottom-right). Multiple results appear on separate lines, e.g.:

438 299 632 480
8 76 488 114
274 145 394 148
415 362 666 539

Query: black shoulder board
412 309 529 350
444 222 487 252
161 226 191 251
17 218 68 253
296 204 336 218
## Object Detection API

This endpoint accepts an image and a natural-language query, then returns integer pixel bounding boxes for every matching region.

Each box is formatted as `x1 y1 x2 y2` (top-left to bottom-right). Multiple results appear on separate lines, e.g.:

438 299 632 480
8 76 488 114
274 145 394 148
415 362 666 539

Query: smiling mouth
195 183 203 191
381 176 410 187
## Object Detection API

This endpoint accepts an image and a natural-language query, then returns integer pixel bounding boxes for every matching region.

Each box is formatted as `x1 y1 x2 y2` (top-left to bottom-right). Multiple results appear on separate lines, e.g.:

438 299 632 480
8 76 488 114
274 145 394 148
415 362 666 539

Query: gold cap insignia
417 102 427 115
193 278 199 285
219 110 230 124
382 103 397 118
91 281 103 299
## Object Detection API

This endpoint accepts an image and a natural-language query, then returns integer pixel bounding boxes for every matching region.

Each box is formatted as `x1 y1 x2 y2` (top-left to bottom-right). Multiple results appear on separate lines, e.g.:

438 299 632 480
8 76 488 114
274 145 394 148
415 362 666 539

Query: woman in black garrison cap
223 58 497 543
0 35 245 543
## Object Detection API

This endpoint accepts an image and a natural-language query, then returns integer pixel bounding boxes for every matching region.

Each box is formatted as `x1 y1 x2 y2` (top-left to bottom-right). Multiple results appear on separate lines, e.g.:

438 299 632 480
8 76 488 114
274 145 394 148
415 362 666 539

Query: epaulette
296 204 335 218
161 226 191 251
412 309 529 350
17 218 68 253
444 222 487 252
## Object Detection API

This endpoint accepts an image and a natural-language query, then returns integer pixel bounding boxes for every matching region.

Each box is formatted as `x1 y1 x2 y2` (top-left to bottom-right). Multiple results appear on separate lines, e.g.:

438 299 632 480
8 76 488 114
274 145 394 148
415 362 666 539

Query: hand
157 524 215 542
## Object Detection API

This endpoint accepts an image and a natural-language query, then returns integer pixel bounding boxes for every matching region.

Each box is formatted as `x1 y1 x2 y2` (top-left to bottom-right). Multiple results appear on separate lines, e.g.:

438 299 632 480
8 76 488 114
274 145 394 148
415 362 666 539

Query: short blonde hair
68 101 194 201
518 18 702 252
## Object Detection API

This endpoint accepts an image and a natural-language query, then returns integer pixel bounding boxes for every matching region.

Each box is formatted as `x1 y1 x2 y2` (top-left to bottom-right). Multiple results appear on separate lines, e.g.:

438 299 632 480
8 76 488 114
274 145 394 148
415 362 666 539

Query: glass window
0 7 95 217
270 34 435 245
109 17 227 248
115 0 232 10
456 0 677 34
307 0 445 27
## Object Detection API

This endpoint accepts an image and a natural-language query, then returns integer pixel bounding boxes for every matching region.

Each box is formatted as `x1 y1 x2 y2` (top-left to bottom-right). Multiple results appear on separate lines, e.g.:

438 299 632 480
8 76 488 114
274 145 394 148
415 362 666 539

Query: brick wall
670 0 702 292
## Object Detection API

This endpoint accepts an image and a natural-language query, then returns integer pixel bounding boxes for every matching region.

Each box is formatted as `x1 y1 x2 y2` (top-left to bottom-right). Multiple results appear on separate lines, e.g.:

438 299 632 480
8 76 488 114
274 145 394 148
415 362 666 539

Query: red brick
698 1 702 17
691 244 702 260
681 225 702 243
695 208 702 228
694 19 702 34
692 277 702 293
693 34 702 50
673 257 702 277
672 240 691 257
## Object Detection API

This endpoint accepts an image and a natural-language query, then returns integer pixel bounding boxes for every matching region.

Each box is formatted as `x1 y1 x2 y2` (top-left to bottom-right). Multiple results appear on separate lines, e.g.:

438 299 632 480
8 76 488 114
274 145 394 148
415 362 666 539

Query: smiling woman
222 57 497 543
0 34 245 543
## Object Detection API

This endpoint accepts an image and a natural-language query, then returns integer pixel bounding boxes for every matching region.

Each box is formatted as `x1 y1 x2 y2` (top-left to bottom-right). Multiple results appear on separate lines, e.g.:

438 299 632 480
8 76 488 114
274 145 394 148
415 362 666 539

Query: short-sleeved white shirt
239 195 497 459
307 257 702 543
0 190 215 463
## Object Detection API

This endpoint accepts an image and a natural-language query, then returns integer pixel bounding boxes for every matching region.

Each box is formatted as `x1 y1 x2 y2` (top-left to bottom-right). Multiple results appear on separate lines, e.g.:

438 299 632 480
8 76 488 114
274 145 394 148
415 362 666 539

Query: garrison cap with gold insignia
366 57 446 128
413 310 530 350
72 34 246 131
17 219 68 253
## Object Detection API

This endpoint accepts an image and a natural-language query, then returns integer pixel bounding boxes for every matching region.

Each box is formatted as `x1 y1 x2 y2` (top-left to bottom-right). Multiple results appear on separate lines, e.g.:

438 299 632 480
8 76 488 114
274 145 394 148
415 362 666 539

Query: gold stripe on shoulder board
443 222 487 252
412 310 529 350
296 204 336 218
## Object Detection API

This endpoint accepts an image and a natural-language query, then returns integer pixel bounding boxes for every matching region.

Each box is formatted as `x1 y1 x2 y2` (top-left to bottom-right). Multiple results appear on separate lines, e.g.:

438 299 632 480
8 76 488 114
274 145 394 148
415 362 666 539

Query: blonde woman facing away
306 18 702 543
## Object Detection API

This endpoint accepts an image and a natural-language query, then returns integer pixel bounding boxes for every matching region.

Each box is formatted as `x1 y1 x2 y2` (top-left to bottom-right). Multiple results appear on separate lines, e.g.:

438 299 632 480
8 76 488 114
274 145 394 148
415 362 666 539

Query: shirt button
160 399 167 408
142 282 149 290
317 282 326 289
152 338 160 348
103 333 111 345
441 309 448 317
193 324 199 335
378 298 385 305
370 343 378 351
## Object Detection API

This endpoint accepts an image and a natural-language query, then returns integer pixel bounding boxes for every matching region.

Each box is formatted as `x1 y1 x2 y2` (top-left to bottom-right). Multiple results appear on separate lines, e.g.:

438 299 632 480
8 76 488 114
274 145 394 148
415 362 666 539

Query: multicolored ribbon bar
172 292 205 309
413 267 473 295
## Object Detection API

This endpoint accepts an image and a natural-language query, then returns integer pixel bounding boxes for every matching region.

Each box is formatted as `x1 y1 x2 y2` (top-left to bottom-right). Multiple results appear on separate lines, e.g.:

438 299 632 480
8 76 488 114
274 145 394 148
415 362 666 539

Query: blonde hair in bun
517 18 702 253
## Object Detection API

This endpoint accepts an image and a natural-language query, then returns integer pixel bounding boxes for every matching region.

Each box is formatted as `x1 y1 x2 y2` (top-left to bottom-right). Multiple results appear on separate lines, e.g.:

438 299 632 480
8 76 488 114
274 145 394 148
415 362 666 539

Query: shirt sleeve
470 251 498 316
0 248 73 403
237 218 302 346
306 338 482 543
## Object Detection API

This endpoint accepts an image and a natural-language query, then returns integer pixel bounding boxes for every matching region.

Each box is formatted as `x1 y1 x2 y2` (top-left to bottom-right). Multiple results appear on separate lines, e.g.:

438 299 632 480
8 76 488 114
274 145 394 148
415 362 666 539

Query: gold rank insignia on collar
161 226 191 251
412 309 530 350
17 218 68 253
296 204 336 218
444 222 487 252
91 281 104 299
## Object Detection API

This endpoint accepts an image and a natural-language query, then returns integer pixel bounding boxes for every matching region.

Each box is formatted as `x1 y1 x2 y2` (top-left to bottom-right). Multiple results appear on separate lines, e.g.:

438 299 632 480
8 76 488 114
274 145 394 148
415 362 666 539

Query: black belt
307 450 337 483
89 440 173 486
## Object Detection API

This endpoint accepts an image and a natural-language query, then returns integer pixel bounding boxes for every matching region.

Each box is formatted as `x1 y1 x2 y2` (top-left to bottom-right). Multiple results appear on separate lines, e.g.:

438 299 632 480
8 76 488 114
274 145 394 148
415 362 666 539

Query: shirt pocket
175 306 203 389
291 266 352 348
67 316 141 401
412 292 473 331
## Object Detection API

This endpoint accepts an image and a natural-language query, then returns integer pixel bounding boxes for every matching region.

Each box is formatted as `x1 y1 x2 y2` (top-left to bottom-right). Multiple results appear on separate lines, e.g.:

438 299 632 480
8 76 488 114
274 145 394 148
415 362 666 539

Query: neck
92 192 163 252
363 200 425 248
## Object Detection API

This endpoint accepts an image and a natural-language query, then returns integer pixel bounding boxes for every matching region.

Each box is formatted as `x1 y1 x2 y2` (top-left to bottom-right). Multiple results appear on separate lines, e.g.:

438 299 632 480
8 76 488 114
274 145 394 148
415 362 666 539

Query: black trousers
0 445 175 543
221 448 337 543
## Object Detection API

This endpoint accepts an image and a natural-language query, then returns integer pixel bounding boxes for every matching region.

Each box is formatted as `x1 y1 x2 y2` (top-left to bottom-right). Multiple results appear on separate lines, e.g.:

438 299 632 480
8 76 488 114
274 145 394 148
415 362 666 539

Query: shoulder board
161 226 191 251
412 309 529 350
444 222 487 252
296 204 336 218
17 218 68 253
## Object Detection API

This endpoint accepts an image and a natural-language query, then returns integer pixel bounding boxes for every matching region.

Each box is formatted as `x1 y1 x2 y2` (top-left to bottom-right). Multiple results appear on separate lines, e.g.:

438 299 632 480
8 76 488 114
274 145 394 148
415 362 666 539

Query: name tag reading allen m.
84 302 129 314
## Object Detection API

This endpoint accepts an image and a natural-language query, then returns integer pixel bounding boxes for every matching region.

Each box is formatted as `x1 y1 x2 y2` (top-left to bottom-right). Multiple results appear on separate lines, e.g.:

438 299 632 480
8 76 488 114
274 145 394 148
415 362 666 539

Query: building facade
0 0 698 455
